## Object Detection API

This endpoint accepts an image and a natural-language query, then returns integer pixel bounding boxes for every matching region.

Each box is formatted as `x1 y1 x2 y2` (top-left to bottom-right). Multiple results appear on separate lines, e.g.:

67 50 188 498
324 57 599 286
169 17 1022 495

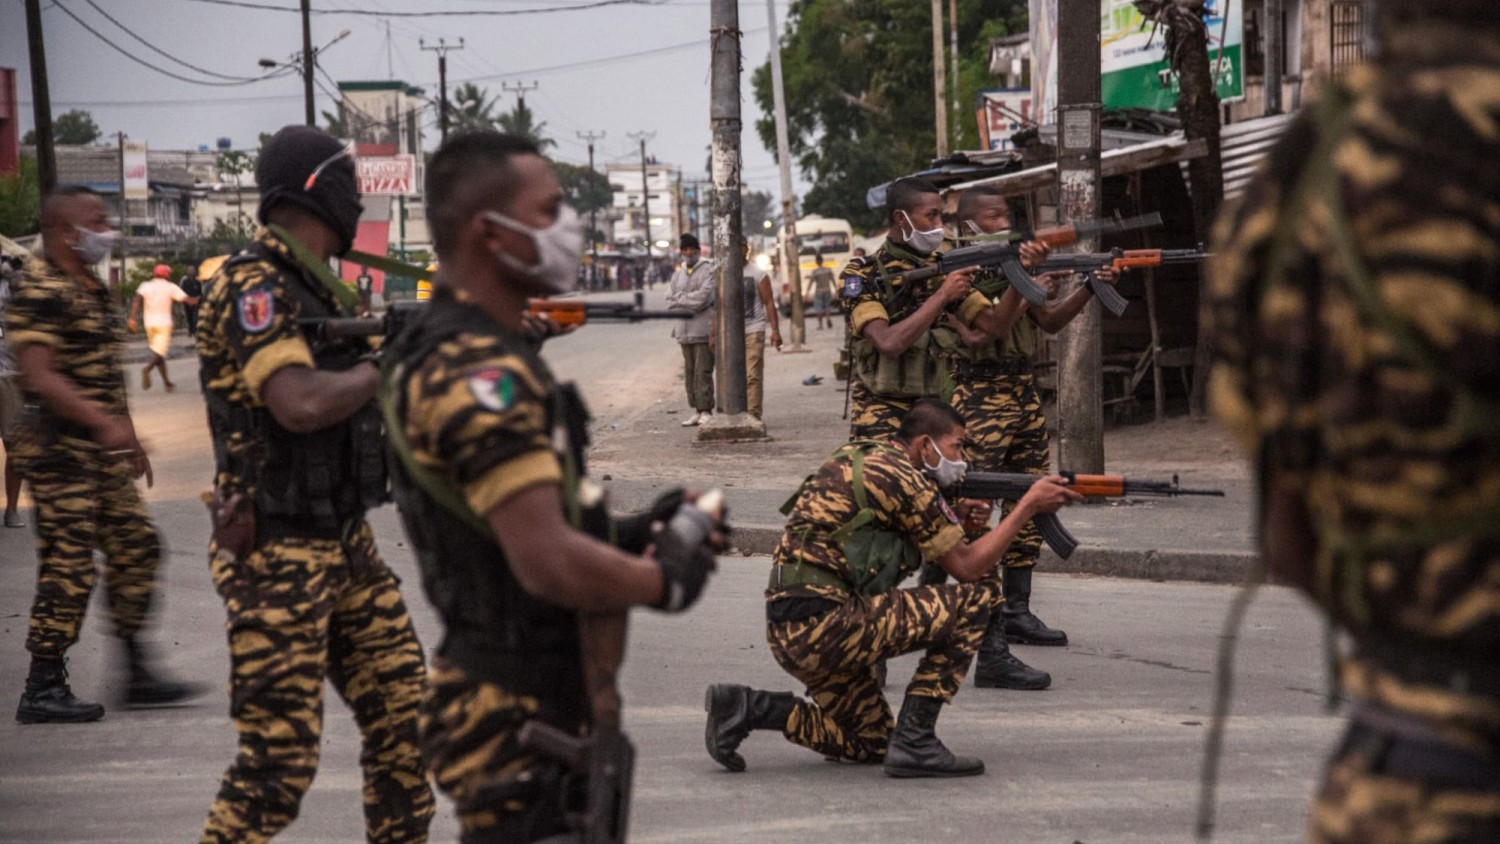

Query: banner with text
122 140 149 200
357 154 417 196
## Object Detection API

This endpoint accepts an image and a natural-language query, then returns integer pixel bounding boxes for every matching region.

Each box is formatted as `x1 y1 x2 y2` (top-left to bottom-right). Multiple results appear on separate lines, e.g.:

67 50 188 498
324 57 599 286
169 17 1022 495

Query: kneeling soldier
705 399 1079 777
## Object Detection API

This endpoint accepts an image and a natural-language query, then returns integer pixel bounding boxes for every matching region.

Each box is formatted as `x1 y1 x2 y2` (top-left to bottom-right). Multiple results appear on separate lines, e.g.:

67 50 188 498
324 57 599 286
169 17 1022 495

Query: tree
450 82 501 132
554 161 612 216
0 154 41 236
496 101 555 150
215 150 257 237
322 106 350 138
1133 0 1224 418
22 109 103 146
751 0 1026 230
742 189 775 235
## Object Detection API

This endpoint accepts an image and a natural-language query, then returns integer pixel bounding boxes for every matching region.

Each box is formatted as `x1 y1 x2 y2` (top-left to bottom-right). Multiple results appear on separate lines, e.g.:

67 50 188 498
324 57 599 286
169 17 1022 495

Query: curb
729 523 1258 584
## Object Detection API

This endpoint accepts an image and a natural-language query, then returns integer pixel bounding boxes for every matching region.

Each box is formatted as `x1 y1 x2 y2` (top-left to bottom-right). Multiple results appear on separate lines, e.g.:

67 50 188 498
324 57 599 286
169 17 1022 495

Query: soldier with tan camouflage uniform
705 399 1079 778
195 126 433 842
8 185 197 725
1207 3 1500 840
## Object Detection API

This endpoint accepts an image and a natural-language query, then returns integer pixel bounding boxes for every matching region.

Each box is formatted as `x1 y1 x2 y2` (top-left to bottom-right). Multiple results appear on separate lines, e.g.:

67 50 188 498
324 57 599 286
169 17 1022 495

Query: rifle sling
266 224 360 313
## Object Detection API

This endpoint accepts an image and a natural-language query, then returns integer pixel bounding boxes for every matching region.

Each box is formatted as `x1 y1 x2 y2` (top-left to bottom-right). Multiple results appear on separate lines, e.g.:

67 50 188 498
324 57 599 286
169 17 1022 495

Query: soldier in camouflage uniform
8 186 197 724
1207 3 1500 840
386 131 719 842
705 399 1079 778
930 185 1126 690
195 126 433 842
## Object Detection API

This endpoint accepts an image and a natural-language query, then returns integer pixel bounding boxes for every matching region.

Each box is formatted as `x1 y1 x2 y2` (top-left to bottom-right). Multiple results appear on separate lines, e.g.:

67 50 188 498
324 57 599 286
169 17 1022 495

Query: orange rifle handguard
1066 474 1128 497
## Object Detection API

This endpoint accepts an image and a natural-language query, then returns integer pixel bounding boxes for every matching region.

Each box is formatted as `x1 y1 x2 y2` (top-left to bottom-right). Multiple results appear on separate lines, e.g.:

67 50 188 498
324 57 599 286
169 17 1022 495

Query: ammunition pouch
850 333 945 399
954 357 1033 380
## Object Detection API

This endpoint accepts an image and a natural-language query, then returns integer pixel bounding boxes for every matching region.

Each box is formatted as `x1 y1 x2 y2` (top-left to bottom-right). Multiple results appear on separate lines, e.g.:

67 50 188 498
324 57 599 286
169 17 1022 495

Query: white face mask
486 205 585 294
898 210 946 254
921 436 969 488
73 225 119 265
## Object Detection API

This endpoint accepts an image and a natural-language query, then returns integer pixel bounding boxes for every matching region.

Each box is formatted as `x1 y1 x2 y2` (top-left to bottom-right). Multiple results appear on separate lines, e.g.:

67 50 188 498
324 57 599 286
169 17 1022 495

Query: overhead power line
52 0 296 87
82 0 263 81
183 0 671 16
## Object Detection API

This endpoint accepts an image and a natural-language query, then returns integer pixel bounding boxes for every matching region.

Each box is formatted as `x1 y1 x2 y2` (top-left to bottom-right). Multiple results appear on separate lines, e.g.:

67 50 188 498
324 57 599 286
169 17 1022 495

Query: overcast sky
1 0 809 198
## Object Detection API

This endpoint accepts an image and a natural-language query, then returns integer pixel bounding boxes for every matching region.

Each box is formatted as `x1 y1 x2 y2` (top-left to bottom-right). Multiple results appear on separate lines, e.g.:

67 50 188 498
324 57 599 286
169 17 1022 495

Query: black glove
614 488 686 554
651 504 718 613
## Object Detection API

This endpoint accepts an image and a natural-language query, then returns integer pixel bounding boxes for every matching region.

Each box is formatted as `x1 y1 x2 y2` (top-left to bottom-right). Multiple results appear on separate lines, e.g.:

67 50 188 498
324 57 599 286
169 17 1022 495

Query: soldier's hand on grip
939 267 975 304
616 487 687 554
648 490 727 613
1021 475 1084 514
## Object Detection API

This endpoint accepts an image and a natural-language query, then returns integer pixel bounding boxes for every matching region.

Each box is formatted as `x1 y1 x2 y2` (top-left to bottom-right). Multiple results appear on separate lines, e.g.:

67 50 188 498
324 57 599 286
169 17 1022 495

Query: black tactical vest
205 242 389 540
385 292 607 702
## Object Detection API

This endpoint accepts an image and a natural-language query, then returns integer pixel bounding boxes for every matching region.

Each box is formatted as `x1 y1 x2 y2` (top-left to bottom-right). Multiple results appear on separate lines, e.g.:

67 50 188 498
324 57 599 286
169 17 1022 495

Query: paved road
0 296 1329 841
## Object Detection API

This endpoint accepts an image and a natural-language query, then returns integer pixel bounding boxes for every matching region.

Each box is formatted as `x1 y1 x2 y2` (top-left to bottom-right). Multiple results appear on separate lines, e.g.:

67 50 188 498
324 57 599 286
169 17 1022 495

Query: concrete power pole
301 0 315 126
1055 0 1104 472
931 0 948 159
421 38 464 142
702 0 763 440
1264 0 1283 114
764 0 806 352
578 130 605 288
949 0 960 149
24 0 56 192
628 132 656 262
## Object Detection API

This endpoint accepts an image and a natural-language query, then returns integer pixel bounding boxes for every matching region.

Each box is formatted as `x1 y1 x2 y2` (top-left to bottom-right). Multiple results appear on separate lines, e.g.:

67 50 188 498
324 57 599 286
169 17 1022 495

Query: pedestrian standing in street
194 125 433 842
384 130 722 842
0 254 27 528
178 266 203 339
742 242 781 420
808 253 835 330
7 186 198 724
1207 4 1500 840
127 263 197 392
705 400 1079 777
666 232 716 427
927 185 1122 688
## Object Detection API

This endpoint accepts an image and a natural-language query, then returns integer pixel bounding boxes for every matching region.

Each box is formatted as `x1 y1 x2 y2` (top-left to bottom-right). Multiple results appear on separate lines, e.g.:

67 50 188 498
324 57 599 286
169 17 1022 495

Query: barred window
1330 1 1367 77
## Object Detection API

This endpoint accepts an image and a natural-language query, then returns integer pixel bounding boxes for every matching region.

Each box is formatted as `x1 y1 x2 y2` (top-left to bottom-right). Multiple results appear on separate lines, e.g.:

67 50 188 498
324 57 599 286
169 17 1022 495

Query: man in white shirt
127 264 196 392
0 254 25 527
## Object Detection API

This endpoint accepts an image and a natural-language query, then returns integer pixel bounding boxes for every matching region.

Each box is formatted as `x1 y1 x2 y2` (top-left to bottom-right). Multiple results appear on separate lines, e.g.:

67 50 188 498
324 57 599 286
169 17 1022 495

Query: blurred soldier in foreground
1207 3 1500 840
195 125 433 841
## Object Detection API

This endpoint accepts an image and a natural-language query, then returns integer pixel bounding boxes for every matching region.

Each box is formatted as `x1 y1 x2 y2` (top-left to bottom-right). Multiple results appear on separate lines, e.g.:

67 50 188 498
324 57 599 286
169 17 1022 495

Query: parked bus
776 214 855 313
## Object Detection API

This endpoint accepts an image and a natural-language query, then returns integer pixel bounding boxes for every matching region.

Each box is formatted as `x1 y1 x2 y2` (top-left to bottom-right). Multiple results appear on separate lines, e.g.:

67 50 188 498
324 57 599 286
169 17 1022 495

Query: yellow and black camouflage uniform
766 442 994 761
196 228 432 842
1208 27 1500 844
4 253 162 661
840 239 990 441
390 287 591 842
944 266 1047 568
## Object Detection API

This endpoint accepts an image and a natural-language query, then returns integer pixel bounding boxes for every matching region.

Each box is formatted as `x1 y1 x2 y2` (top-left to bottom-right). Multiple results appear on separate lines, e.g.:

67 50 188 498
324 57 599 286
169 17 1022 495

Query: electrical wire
451 28 767 84
53 1 298 87
182 0 670 17
81 0 265 81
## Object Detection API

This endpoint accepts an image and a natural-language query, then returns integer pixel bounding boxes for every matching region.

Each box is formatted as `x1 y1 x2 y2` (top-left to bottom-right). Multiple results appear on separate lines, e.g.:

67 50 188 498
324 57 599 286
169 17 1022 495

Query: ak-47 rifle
517 491 724 843
301 294 685 343
1034 247 1211 316
887 213 1164 307
948 471 1224 559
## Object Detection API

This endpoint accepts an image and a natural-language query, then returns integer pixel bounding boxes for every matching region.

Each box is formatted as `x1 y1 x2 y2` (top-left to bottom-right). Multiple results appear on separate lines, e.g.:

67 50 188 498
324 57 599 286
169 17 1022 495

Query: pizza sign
357 154 417 196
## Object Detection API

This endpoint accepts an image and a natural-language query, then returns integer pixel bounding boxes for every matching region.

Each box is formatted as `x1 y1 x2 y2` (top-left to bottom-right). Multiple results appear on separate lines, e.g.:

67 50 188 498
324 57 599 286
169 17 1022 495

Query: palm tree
496 100 556 150
450 82 501 132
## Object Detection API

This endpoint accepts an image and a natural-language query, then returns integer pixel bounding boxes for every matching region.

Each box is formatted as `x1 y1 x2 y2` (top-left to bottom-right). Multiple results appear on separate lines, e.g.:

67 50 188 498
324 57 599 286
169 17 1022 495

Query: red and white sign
356 154 416 196
122 140 149 200
977 89 1034 152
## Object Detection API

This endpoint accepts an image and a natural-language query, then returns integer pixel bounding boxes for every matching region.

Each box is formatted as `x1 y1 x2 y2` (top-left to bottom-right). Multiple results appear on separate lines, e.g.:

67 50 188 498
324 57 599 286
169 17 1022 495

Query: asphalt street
0 293 1336 842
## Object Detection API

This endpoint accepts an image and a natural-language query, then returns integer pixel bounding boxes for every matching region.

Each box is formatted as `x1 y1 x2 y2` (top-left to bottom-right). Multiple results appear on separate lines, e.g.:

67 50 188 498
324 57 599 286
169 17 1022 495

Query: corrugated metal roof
1219 112 1297 200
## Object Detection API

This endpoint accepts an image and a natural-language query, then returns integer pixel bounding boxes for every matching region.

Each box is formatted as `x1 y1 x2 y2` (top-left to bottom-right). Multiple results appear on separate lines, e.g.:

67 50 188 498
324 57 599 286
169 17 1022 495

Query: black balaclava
255 125 364 256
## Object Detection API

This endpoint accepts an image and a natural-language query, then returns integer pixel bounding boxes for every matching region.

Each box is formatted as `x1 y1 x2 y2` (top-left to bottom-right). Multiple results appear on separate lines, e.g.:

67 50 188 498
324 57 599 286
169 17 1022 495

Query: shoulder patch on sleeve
937 495 960 524
236 286 275 333
841 275 864 298
466 366 515 412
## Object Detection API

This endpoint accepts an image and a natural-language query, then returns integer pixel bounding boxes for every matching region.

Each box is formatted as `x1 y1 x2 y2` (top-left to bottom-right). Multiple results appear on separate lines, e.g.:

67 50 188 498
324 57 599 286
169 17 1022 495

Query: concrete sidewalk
559 290 1258 584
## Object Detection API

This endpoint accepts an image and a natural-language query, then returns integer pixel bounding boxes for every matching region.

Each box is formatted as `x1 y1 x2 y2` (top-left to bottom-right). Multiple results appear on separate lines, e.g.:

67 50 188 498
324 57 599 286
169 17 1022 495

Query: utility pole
24 0 56 191
1264 0 1283 114
502 80 539 110
628 131 655 261
116 132 128 287
765 0 806 352
1055 0 1104 472
300 0 315 126
949 0 960 150
578 130 605 288
931 0 948 159
675 170 685 238
705 0 760 438
421 38 465 142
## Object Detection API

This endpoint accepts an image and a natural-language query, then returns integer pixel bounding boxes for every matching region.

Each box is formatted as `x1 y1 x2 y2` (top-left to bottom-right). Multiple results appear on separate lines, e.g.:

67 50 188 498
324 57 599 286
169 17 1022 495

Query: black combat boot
882 694 984 778
973 616 1051 690
704 684 796 772
1000 566 1068 646
122 637 202 708
16 655 106 724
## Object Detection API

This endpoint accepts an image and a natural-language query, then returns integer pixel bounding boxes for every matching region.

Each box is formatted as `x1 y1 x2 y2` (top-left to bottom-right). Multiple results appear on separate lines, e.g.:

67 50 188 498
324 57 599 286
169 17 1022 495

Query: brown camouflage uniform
4 253 162 660
397 296 585 841
767 443 994 761
196 229 432 842
840 240 990 441
1208 27 1500 844
945 266 1048 568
